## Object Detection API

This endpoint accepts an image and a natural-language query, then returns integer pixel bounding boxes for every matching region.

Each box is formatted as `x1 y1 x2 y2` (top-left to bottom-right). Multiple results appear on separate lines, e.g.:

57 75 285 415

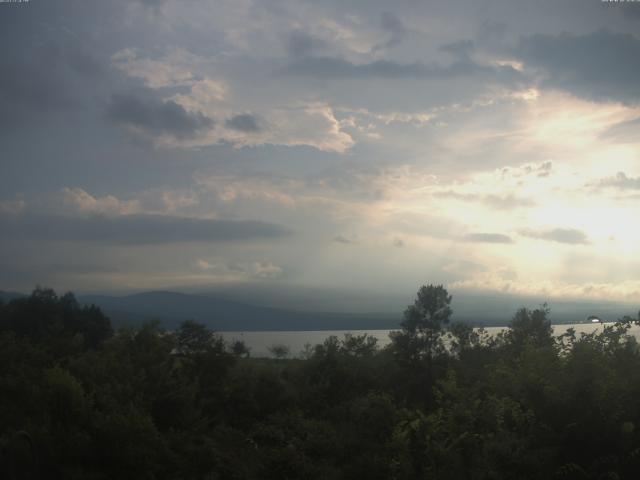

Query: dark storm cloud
380 11 405 38
0 42 106 127
371 11 407 51
0 57 71 111
0 213 290 245
517 30 640 104
107 91 214 138
288 30 324 58
0 1 125 131
283 55 523 83
462 233 514 244
439 40 474 60
225 114 261 133
478 20 508 44
519 228 589 245
68 49 105 77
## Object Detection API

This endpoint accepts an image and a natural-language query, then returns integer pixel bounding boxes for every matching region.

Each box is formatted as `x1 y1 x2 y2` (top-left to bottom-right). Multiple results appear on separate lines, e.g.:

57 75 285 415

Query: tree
0 287 112 351
268 344 290 359
341 333 379 357
389 285 453 406
230 339 250 358
391 284 453 367
175 320 224 357
507 304 554 350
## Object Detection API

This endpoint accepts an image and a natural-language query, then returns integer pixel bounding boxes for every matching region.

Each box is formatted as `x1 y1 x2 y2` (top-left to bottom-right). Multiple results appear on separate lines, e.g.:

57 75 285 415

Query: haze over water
223 322 640 358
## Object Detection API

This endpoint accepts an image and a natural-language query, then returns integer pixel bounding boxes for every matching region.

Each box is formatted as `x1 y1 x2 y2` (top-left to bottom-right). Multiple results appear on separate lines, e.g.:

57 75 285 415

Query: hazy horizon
3 284 638 329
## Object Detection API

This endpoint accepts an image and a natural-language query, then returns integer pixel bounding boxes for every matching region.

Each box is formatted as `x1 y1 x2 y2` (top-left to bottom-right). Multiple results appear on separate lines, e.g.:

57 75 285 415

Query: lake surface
222 323 640 358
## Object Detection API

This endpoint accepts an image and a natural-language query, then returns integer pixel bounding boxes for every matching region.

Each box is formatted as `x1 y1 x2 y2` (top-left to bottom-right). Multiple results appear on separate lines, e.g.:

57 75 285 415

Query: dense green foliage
2 285 640 479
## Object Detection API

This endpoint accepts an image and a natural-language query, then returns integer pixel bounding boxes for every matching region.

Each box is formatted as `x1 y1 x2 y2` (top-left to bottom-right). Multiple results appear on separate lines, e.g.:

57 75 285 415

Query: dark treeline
2 285 640 479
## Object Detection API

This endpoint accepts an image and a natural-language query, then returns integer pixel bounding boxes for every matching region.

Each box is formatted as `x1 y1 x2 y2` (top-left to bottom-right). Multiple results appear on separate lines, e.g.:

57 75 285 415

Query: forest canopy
2 285 640 479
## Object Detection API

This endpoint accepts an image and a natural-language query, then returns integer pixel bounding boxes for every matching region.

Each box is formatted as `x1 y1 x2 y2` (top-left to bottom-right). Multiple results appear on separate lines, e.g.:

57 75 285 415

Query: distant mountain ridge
3 288 638 331
0 290 25 303
78 291 400 331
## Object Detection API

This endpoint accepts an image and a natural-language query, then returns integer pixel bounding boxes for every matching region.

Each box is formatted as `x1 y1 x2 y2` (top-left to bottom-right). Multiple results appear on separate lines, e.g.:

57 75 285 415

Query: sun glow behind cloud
322 90 640 301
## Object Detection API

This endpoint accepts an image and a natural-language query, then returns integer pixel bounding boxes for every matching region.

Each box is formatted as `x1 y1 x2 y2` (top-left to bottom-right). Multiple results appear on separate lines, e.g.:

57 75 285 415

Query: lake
222 322 640 358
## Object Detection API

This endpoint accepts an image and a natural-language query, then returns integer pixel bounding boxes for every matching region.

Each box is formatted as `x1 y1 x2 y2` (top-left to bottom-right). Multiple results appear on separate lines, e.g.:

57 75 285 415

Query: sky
2 0 640 305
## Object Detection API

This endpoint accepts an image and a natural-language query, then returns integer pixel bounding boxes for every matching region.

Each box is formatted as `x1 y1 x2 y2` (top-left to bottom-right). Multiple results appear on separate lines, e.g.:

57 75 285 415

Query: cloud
228 260 284 279
61 188 141 216
107 90 214 138
388 211 461 240
111 48 196 89
333 234 357 244
0 40 105 128
483 194 535 209
442 259 489 277
592 172 640 190
266 103 354 153
197 259 284 279
112 57 354 151
284 55 522 83
371 12 407 52
435 191 535 209
3 0 640 298
225 113 262 133
517 30 640 104
135 0 166 8
600 116 640 143
288 30 324 58
537 160 553 177
0 213 290 245
519 227 589 245
29 187 200 218
0 199 26 215
478 20 508 45
439 40 474 60
461 233 514 244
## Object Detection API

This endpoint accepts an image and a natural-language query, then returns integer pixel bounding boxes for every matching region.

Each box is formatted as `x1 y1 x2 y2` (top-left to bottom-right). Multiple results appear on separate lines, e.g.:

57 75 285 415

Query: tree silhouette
391 284 452 365
268 344 290 359
508 304 554 350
